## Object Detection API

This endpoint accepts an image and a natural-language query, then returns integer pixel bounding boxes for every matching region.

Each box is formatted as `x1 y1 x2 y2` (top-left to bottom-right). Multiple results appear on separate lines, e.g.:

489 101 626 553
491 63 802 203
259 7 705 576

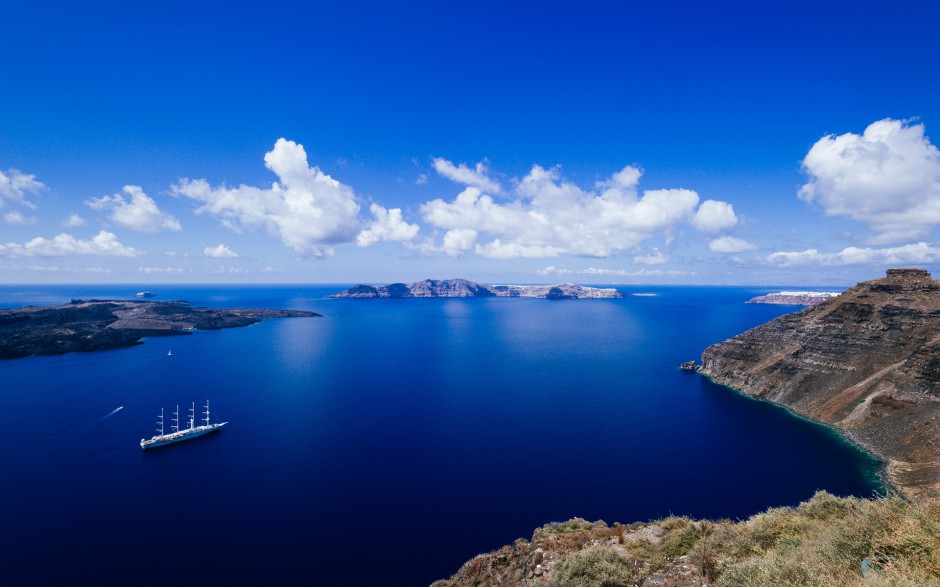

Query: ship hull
140 422 227 449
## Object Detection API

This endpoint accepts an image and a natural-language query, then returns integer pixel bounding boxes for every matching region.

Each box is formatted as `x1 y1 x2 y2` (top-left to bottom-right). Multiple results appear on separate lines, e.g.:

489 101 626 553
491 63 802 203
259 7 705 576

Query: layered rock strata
696 268 940 499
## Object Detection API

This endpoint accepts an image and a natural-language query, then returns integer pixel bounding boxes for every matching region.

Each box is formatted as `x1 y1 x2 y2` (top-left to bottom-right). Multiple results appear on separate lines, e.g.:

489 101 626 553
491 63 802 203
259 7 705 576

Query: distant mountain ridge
328 278 623 299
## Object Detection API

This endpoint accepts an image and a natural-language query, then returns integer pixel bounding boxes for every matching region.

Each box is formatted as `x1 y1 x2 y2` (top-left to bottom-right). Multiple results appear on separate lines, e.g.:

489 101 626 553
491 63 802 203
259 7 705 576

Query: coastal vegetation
433 492 940 586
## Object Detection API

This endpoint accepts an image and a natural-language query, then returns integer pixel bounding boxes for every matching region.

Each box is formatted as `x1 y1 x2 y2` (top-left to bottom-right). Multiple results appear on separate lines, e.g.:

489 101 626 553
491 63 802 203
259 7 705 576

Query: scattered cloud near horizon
710 236 757 253
173 138 418 257
4 211 35 225
431 158 501 193
173 138 362 257
0 230 141 258
0 168 43 209
423 163 741 259
536 266 692 278
86 186 181 233
4 119 940 279
204 244 238 258
767 242 940 266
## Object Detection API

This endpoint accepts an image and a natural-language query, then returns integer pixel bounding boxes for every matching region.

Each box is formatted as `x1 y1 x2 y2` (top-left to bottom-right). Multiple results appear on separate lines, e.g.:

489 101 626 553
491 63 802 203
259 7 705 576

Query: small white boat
167 350 173 356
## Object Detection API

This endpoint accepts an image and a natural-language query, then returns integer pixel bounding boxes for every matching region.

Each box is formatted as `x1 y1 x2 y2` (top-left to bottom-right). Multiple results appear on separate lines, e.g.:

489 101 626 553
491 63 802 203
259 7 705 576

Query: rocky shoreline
0 299 320 359
686 268 940 500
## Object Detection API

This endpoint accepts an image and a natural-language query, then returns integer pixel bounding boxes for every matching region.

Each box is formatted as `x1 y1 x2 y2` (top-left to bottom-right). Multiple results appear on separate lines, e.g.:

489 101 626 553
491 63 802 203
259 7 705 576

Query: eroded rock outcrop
696 268 940 499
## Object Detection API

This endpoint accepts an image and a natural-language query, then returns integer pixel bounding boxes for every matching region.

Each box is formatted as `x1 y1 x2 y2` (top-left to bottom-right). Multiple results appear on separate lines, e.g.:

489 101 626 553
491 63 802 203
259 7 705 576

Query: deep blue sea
0 285 883 586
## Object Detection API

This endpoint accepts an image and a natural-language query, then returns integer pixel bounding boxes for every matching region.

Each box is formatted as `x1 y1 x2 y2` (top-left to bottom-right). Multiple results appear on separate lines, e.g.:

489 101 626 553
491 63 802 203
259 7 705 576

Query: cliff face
699 268 940 499
328 278 623 299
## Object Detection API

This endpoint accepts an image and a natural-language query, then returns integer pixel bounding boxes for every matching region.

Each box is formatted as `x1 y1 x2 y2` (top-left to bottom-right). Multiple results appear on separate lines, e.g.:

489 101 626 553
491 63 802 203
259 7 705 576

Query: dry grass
709 492 940 587
549 547 637 587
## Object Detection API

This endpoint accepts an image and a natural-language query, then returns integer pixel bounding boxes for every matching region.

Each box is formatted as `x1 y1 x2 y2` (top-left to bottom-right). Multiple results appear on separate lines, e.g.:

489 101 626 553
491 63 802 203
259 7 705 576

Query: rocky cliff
696 268 940 500
328 278 623 299
0 299 320 359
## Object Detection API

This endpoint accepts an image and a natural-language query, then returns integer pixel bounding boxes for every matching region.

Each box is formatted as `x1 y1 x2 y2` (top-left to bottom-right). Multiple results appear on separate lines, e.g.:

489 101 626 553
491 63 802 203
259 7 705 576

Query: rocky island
745 291 842 305
0 299 320 360
328 278 623 299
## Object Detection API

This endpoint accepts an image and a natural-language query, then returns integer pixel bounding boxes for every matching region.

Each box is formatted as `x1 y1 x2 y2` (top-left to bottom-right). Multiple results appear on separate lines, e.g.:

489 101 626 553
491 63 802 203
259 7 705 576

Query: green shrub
550 547 637 587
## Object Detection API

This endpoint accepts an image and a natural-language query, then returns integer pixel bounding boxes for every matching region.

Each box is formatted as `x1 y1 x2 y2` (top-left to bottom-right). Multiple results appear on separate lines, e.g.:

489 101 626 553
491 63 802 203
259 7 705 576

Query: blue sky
2 0 940 285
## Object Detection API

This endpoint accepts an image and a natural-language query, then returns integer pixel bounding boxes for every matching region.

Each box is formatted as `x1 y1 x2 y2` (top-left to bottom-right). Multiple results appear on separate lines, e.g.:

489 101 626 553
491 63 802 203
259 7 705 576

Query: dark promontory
328 278 623 299
692 268 940 500
0 299 320 360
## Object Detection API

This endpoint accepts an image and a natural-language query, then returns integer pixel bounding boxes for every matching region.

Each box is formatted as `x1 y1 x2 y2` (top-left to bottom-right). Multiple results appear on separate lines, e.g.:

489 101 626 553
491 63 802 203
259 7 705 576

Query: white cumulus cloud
535 266 572 276
420 164 733 259
691 200 738 233
709 236 757 253
356 204 420 246
4 211 35 225
537 266 690 277
204 244 239 258
63 213 86 227
633 248 668 265
0 230 141 258
580 267 691 277
767 242 940 266
86 186 182 233
799 118 940 243
173 138 361 257
432 158 501 193
0 168 43 209
139 266 185 275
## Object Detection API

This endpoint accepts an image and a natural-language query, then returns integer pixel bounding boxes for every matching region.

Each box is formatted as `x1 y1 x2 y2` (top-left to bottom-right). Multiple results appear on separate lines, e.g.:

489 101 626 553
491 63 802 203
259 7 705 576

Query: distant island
745 291 841 305
0 299 320 360
328 278 623 299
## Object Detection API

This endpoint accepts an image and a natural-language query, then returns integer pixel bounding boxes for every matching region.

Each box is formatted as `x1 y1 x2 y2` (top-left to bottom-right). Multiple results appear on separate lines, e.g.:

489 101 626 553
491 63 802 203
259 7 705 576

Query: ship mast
188 402 195 430
203 399 210 427
172 405 179 433
156 408 164 437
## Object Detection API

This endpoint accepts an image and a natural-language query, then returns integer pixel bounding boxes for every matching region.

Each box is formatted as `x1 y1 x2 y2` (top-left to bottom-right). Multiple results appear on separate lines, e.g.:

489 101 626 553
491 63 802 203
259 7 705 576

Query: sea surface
0 285 883 585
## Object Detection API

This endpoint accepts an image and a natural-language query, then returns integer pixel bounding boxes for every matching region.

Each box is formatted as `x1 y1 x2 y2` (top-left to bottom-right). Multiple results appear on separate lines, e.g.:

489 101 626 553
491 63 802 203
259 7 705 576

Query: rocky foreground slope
0 299 319 359
697 268 940 500
328 278 623 299
432 492 940 587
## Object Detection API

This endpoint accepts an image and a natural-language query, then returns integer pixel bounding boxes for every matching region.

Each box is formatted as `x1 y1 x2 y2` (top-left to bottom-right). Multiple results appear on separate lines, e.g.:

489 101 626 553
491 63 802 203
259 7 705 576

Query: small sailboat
167 350 173 356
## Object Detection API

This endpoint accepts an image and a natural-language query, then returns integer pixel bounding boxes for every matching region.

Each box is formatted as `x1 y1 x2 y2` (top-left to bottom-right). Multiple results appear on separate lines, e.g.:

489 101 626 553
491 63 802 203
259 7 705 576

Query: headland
0 299 320 359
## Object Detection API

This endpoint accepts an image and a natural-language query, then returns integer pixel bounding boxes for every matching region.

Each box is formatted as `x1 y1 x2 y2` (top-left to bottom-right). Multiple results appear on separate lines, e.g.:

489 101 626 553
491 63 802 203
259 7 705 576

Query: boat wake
96 405 124 422
1 406 124 453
